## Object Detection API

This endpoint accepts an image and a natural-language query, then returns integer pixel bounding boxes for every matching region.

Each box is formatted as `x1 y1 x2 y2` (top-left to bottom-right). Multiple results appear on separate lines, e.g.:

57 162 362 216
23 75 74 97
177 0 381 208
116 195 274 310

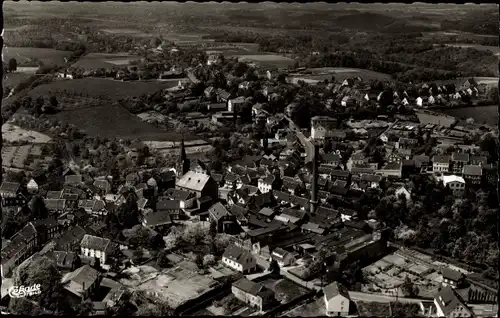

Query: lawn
46 103 190 141
27 78 166 101
71 52 143 70
2 123 52 143
3 47 73 66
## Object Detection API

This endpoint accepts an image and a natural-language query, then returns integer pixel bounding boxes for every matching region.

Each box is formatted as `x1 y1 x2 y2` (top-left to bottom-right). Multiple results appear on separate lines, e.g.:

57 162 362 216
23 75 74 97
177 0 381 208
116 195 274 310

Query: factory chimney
309 143 319 213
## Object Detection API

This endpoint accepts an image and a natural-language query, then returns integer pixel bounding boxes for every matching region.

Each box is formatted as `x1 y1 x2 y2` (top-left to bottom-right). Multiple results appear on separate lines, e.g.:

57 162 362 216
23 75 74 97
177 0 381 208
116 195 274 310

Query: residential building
441 268 466 289
62 265 102 304
80 234 113 265
232 278 275 311
27 179 38 194
258 175 276 193
324 282 351 317
322 153 342 167
46 250 80 271
442 175 466 194
395 186 411 201
463 165 482 185
269 247 295 267
377 161 402 178
310 116 338 139
208 202 236 233
176 171 218 200
228 96 246 112
222 244 257 274
0 182 25 207
165 188 197 208
451 152 470 174
0 223 38 278
434 287 473 318
433 155 451 173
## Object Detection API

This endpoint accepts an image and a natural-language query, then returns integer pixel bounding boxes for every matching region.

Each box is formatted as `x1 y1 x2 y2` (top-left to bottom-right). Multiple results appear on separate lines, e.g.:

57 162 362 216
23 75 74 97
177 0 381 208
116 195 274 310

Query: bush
203 254 217 268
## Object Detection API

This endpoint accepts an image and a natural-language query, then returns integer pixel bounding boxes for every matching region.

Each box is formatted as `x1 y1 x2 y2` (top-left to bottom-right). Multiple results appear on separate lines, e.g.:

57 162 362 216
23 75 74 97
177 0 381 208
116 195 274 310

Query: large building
434 287 473 318
176 171 218 200
311 116 338 139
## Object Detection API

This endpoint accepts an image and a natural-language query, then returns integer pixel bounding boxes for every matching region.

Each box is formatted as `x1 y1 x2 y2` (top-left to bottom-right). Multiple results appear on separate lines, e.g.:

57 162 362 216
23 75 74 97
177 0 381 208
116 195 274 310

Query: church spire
179 137 186 163
177 138 190 176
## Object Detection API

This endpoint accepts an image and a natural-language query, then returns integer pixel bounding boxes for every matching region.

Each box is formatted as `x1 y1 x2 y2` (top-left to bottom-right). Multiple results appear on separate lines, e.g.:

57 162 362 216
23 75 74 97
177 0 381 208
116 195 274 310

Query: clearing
71 52 143 70
2 47 72 66
2 123 52 143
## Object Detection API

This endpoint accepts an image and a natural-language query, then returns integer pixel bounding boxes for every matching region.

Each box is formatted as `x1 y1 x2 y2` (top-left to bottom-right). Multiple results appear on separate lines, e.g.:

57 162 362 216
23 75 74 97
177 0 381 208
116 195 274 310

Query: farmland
291 67 393 82
70 52 143 70
3 72 34 87
46 103 190 141
27 78 166 101
2 46 72 66
238 54 295 68
2 123 52 143
442 43 500 55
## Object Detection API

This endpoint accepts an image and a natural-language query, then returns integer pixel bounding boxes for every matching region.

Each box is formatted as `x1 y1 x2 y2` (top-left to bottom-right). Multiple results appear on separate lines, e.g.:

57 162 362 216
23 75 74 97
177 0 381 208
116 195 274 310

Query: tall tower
309 143 319 213
177 138 190 177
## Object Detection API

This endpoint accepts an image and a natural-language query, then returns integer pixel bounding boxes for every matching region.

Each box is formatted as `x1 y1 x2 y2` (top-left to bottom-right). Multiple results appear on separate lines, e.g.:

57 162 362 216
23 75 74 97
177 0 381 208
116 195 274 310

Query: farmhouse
222 243 257 274
323 282 351 317
80 234 113 265
232 278 275 311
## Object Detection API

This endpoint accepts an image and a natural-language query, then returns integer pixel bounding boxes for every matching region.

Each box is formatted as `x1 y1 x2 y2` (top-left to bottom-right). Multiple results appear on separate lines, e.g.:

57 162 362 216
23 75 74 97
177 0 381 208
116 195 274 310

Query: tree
9 298 43 315
49 96 58 107
157 250 170 268
76 299 95 316
8 58 17 72
30 196 49 220
401 276 419 297
203 254 216 268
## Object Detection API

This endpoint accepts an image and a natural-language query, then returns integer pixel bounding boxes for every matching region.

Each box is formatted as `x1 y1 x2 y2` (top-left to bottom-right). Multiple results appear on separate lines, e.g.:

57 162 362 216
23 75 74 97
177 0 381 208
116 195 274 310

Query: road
349 291 428 304
284 115 315 164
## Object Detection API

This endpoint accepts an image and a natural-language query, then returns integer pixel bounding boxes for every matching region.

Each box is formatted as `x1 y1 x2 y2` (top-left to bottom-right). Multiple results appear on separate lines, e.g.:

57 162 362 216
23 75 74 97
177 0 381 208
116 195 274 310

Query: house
463 165 482 185
0 182 24 207
46 250 80 271
416 97 423 107
56 226 89 252
269 247 295 267
377 161 402 178
208 202 235 233
222 244 257 274
275 208 306 224
93 179 111 195
451 152 470 175
461 78 477 90
207 55 219 66
322 153 342 167
216 89 233 103
232 278 275 311
27 179 39 194
45 199 67 214
470 156 487 166
360 174 383 189
258 175 276 194
432 155 451 173
0 223 38 278
176 171 218 200
395 186 411 201
441 268 466 289
434 287 473 318
310 116 338 139
413 154 430 169
80 234 113 265
62 265 102 304
65 175 84 186
396 138 418 150
346 152 366 171
323 282 351 317
441 175 466 194
142 211 173 231
165 188 196 209
228 96 246 112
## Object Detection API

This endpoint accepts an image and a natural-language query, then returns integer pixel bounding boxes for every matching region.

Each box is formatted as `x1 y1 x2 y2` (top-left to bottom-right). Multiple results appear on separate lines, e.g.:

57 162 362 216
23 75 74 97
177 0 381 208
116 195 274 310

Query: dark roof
463 165 482 176
280 208 306 220
0 182 20 193
156 199 182 211
261 175 276 185
360 174 382 183
330 170 350 178
229 204 249 221
225 173 239 183
254 191 274 208
80 234 111 252
65 175 83 184
434 287 471 317
45 199 66 211
144 211 172 227
211 173 223 183
324 282 350 300
259 207 275 217
165 188 192 201
233 278 268 296
46 190 63 199
451 152 470 162
441 267 465 281
322 153 342 163
223 244 255 266
273 190 291 202
209 202 230 220
433 155 450 164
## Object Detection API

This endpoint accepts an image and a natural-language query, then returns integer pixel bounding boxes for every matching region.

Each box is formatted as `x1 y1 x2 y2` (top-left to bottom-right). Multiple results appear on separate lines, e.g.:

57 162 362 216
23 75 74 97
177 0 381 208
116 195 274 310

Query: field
303 67 393 81
441 105 498 127
2 123 52 143
237 54 295 68
100 28 155 38
71 52 143 70
474 77 498 86
27 78 166 101
2 47 72 66
47 103 190 141
285 296 325 317
3 72 33 87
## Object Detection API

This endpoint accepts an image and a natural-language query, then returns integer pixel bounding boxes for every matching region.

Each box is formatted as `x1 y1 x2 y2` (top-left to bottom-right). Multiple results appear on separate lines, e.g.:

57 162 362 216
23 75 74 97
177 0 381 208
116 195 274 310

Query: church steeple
177 138 190 176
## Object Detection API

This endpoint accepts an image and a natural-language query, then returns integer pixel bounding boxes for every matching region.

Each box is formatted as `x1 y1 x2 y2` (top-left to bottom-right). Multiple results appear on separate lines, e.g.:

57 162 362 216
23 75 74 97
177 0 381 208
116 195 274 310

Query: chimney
309 143 319 213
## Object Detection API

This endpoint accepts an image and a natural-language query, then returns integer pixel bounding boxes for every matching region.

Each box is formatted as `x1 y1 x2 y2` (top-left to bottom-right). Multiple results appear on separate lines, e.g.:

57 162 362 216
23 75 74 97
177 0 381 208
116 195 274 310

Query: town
1 2 499 317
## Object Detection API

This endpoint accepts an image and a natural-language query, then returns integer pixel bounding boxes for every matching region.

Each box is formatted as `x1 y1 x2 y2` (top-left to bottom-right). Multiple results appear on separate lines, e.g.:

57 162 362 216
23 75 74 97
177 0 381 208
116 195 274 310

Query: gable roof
233 278 267 296
176 171 212 192
80 234 111 252
144 211 172 227
463 165 482 176
434 287 472 317
324 282 350 300
209 202 230 220
441 267 465 282
0 182 20 193
223 244 255 267
62 265 100 296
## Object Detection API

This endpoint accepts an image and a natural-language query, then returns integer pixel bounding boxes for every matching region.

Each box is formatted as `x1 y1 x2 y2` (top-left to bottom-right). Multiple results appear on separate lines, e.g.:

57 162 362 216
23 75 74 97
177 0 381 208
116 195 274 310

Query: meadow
443 43 500 55
70 52 143 70
237 54 295 68
3 46 72 65
299 67 393 81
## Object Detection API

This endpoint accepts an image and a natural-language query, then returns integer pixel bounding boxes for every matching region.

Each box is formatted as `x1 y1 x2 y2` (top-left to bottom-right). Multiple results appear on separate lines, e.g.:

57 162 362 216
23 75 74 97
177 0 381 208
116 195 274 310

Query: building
176 171 218 200
222 244 257 274
80 234 113 265
232 278 275 311
62 265 102 304
310 116 338 139
27 179 39 194
434 287 473 318
208 202 235 233
433 155 451 173
0 223 38 278
269 247 295 267
0 182 25 207
451 152 470 175
258 175 276 194
441 268 466 289
395 186 411 201
228 96 246 112
323 282 351 317
442 175 466 194
377 161 402 178
463 165 482 185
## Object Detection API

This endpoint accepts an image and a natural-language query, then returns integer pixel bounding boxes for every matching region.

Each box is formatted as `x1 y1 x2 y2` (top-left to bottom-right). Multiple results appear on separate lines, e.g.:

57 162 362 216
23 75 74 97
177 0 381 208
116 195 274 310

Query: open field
46 104 191 141
304 67 393 81
100 28 155 38
238 54 295 68
474 77 499 86
27 78 166 101
2 144 43 170
3 72 33 87
3 47 72 66
2 123 52 143
71 52 143 69
441 105 498 127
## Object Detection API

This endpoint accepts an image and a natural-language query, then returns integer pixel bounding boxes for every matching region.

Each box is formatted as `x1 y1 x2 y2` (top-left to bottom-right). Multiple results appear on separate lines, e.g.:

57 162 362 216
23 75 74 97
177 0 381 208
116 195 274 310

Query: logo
8 284 42 298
